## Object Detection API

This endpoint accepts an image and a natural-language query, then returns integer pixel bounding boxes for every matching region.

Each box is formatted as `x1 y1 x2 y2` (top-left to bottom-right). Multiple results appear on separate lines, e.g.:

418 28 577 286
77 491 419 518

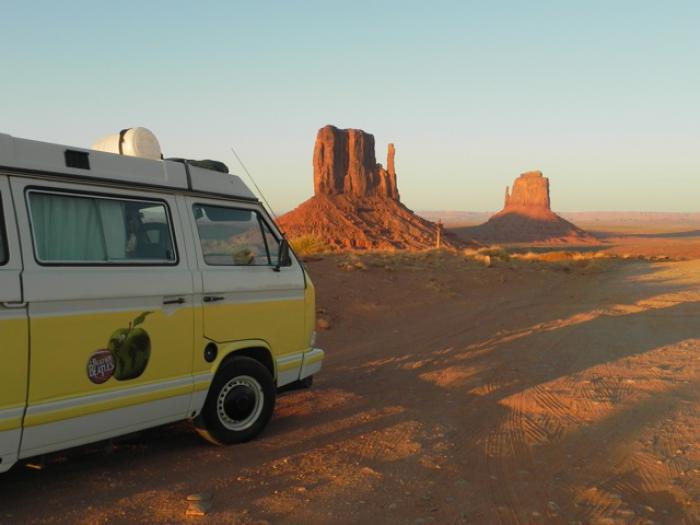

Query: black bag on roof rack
167 158 229 174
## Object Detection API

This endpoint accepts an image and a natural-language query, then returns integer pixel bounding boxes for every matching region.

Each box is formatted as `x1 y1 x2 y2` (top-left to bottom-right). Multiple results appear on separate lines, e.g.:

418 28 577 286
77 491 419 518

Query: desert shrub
579 259 607 273
514 250 574 262
464 245 510 264
353 248 460 272
289 234 329 257
511 250 612 273
480 246 510 262
336 253 369 271
513 250 610 263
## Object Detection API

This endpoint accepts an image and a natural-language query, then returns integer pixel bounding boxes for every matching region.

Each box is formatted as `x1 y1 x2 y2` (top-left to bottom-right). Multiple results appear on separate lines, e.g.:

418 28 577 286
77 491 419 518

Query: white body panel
300 348 325 380
20 394 191 457
0 134 189 191
276 352 305 387
0 176 22 302
0 175 27 473
0 132 254 201
188 165 256 200
0 429 22 473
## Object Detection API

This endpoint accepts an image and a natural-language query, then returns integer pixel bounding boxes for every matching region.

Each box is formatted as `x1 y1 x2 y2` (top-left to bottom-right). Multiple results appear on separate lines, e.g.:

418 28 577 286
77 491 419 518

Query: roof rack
0 133 257 201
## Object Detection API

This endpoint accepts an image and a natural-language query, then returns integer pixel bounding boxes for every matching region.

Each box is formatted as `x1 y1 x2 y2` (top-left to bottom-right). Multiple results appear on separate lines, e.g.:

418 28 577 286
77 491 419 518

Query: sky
1 1 698 213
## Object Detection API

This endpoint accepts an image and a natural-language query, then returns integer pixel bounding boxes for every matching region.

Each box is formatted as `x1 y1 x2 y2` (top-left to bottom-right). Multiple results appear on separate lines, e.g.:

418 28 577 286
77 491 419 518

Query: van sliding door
10 177 196 458
0 175 28 473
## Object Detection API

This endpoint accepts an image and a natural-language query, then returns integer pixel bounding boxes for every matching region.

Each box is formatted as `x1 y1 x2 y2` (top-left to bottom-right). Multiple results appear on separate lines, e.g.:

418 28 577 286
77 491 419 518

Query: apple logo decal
87 311 153 384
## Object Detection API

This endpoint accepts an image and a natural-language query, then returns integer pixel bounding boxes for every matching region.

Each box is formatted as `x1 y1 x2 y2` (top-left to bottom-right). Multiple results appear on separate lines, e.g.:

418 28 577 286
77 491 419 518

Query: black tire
195 356 276 445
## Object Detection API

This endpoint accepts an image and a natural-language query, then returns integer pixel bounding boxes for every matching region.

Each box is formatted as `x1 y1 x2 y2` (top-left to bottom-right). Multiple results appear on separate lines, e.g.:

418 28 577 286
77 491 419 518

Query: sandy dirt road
2 254 700 525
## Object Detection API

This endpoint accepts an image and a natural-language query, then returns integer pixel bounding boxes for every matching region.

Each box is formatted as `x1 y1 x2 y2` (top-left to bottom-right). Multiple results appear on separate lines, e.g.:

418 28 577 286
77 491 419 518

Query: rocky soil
3 252 700 524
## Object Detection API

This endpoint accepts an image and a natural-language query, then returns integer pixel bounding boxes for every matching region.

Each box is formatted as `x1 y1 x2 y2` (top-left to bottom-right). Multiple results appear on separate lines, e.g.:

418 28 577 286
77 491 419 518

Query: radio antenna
229 145 279 222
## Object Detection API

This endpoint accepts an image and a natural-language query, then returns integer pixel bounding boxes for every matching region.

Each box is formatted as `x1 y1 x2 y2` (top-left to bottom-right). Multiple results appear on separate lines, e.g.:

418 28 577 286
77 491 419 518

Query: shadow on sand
2 261 700 524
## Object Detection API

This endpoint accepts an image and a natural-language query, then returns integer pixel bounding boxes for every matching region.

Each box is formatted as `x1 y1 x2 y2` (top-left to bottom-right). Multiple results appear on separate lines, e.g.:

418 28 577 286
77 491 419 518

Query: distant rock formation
279 125 464 250
454 170 595 244
504 171 550 212
313 125 399 200
387 143 396 179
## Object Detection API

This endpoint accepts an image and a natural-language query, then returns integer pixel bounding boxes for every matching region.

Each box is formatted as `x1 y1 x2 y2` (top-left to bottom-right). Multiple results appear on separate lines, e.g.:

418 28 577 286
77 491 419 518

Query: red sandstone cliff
279 125 462 250
458 171 595 244
504 171 551 213
313 125 399 200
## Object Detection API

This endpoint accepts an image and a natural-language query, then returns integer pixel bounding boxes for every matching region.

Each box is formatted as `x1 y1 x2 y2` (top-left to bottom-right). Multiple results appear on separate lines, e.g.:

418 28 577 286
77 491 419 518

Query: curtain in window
97 200 127 259
30 193 107 261
29 193 170 263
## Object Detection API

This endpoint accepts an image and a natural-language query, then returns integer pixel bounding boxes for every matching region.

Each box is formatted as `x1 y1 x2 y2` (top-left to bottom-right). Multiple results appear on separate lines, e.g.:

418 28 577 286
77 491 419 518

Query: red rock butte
279 125 463 250
457 171 595 244
505 171 551 214
314 126 399 200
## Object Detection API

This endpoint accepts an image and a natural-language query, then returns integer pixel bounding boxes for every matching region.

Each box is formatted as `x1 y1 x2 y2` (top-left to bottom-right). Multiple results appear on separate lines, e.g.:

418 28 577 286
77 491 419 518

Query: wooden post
436 219 443 249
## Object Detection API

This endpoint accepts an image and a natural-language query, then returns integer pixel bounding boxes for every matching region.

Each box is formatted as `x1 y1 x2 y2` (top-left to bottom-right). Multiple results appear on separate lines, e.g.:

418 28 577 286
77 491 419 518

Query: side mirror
274 238 292 271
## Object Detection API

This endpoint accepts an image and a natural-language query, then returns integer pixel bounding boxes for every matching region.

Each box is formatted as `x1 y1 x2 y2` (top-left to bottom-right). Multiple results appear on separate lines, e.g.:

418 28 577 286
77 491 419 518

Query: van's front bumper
299 348 324 380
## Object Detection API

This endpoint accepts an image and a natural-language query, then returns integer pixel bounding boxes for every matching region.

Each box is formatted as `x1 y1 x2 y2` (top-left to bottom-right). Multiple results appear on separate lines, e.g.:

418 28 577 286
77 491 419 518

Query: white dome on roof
92 127 162 160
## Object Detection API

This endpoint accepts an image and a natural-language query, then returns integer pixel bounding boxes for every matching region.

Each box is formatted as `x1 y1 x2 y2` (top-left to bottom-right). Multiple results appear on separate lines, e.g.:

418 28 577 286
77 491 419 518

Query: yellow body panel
7 282 320 436
0 317 28 431
194 338 273 377
28 307 194 406
202 299 305 359
304 272 316 345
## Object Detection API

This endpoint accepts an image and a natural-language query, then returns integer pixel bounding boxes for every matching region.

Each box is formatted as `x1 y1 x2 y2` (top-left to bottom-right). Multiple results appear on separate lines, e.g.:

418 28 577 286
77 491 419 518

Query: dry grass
509 250 612 273
289 234 330 257
316 245 678 276
463 246 510 267
513 250 608 262
468 246 511 261
332 247 617 274
335 248 461 272
460 246 620 273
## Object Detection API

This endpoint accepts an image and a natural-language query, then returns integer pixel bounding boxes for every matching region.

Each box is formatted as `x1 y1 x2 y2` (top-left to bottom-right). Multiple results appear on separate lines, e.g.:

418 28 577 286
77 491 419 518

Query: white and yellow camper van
0 128 323 473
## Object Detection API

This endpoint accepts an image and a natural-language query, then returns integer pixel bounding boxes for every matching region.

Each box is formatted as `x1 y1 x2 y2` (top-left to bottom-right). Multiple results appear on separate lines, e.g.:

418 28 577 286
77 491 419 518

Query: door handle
163 297 186 305
1 301 27 309
203 295 225 303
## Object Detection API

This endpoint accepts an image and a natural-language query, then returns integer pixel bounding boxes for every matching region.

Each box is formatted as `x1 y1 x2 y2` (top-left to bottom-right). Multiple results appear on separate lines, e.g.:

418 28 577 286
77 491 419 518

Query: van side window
0 197 7 265
28 191 177 264
193 204 278 266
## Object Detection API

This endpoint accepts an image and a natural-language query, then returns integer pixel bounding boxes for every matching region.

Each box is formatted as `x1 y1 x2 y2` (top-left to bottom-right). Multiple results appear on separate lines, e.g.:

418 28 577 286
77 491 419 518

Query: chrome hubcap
216 375 264 431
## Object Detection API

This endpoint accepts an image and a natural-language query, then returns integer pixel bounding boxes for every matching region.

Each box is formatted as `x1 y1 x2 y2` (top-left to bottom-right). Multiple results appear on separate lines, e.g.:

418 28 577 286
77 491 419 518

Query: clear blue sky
1 1 698 212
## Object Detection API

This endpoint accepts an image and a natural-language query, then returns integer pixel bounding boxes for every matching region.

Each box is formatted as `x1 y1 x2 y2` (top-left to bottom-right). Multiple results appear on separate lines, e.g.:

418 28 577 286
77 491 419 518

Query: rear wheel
196 356 276 445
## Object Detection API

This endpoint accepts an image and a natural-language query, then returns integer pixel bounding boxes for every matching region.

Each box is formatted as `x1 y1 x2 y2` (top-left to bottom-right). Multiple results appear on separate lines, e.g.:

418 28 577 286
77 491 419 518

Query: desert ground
446 218 700 261
3 247 700 525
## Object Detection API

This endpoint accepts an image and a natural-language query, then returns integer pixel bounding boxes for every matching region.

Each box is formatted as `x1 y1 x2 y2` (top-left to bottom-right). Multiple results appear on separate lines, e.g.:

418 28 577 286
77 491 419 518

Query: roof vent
92 127 162 160
64 149 91 170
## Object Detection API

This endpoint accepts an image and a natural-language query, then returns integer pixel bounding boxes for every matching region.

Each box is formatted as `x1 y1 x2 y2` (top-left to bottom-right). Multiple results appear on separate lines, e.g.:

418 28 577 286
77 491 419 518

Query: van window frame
191 202 281 268
0 194 8 266
25 187 180 267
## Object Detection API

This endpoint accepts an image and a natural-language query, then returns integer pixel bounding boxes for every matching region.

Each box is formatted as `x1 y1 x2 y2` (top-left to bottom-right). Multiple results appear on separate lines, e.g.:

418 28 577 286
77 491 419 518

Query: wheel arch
222 347 275 378
194 343 277 445
213 340 276 381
